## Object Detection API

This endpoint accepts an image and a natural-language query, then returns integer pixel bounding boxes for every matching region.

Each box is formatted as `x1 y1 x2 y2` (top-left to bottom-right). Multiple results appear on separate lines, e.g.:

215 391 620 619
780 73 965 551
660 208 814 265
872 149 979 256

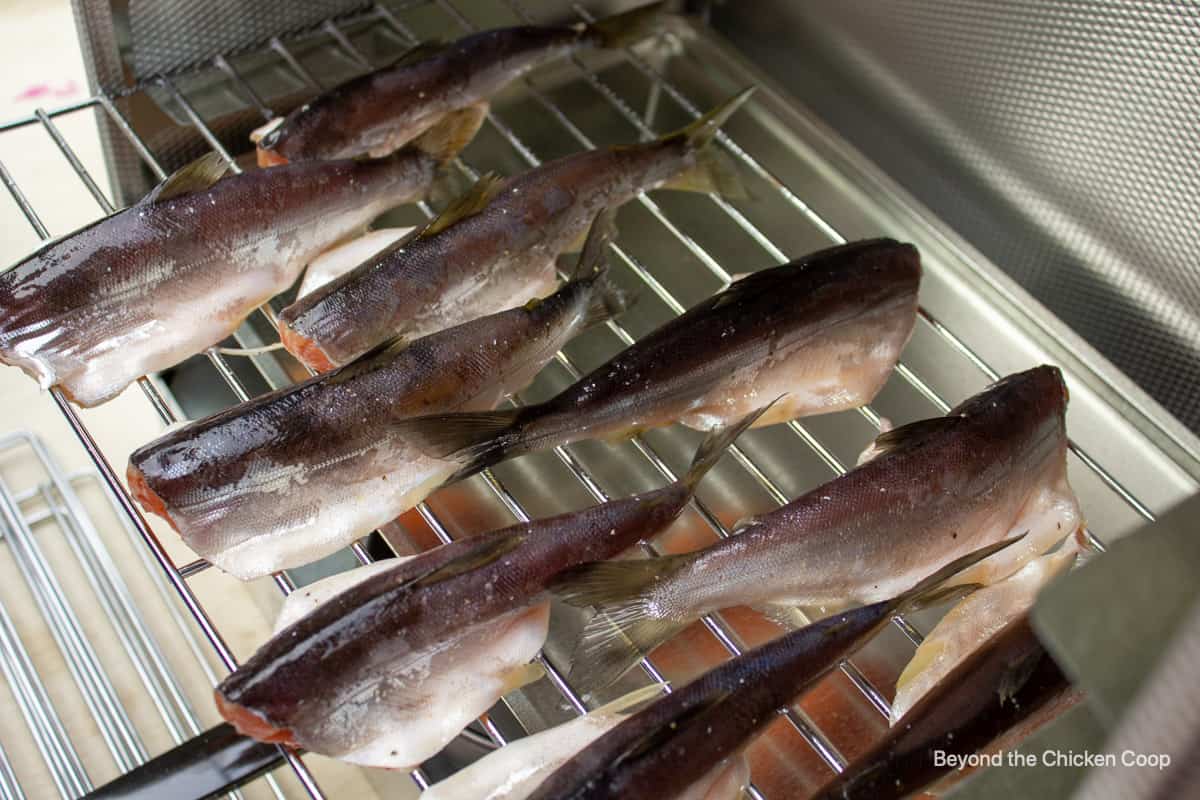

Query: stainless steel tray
1 1 1197 797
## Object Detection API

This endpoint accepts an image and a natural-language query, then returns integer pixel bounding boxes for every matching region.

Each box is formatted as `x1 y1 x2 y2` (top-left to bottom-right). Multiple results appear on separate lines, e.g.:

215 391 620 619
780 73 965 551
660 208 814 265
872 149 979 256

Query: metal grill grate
0 1 1195 797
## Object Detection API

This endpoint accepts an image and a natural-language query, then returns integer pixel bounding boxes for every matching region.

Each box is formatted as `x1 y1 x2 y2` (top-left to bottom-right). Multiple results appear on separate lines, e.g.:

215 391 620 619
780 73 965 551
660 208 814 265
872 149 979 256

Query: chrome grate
1 1 1195 797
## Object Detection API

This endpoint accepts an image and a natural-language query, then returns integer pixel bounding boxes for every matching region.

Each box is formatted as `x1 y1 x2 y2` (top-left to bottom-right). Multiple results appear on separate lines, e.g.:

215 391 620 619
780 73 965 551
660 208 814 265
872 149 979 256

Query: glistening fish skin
128 271 625 580
255 3 665 165
809 614 1070 800
0 150 437 406
525 542 1016 800
277 87 753 371
212 411 757 767
554 365 1082 688
397 238 921 482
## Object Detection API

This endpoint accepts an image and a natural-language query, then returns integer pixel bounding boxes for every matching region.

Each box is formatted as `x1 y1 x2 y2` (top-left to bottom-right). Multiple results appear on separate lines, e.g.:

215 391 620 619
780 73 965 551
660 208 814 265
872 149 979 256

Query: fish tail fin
659 87 755 198
572 207 635 328
413 101 489 163
554 554 696 689
682 400 778 492
390 406 534 482
896 533 1029 613
585 2 669 49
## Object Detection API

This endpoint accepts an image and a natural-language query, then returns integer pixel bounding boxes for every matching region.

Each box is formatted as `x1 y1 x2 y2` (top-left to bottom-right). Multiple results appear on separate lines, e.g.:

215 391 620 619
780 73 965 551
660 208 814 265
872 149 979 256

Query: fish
392 237 921 486
297 227 414 298
889 533 1083 725
275 87 754 371
213 407 763 767
808 612 1072 800
0 116 472 407
252 2 667 166
128 211 629 579
418 685 663 800
551 365 1083 688
523 540 1021 800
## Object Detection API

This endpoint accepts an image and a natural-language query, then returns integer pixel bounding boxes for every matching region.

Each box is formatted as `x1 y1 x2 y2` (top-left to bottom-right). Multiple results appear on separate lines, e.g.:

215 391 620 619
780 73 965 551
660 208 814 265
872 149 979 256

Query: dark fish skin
127 273 622 580
276 90 747 371
0 151 437 406
211 409 755 758
524 540 1019 800
257 3 665 164
808 614 1070 800
552 365 1075 689
399 238 921 481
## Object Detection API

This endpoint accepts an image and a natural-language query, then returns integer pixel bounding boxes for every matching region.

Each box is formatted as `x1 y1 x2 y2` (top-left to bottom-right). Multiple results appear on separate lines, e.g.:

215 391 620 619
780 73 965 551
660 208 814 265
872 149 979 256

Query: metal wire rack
0 0 1193 797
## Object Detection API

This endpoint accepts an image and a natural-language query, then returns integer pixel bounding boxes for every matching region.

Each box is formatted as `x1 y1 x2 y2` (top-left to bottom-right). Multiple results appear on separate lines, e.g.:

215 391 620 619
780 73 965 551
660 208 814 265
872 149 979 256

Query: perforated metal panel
713 0 1200 433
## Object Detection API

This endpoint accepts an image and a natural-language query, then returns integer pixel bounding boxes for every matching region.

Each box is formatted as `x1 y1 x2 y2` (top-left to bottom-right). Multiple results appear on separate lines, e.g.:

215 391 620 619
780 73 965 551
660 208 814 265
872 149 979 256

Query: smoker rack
0 1 1196 797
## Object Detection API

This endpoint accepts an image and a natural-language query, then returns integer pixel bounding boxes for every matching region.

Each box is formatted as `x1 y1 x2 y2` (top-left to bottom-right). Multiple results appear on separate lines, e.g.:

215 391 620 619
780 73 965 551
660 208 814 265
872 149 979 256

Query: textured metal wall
713 0 1200 433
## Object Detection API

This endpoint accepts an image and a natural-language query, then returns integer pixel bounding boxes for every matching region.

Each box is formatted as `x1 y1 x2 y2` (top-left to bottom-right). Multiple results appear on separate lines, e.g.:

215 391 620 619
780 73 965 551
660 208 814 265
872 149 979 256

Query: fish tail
895 533 1029 613
682 400 779 491
412 101 489 163
659 87 756 198
553 553 696 689
390 406 535 482
585 1 669 49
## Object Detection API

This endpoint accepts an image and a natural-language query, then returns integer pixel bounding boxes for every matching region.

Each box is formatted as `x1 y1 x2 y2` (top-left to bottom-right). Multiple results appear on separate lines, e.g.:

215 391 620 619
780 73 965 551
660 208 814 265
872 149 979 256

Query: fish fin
554 555 694 688
409 532 526 590
895 533 1029 613
579 272 635 331
143 152 230 204
584 1 669 49
324 335 410 384
868 416 961 459
682 401 778 491
390 406 527 475
591 683 664 718
660 145 747 198
498 661 545 695
572 207 619 279
422 172 505 237
610 690 731 770
754 602 806 630
386 39 450 68
665 86 756 152
413 102 488 163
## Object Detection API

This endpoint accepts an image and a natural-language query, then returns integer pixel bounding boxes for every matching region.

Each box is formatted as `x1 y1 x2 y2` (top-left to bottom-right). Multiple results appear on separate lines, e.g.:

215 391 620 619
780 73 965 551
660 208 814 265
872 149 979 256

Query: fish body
554 365 1082 687
277 88 754 371
890 538 1080 724
128 270 625 579
0 151 438 406
809 614 1071 800
402 238 920 488
213 411 758 765
526 541 1016 800
255 3 666 165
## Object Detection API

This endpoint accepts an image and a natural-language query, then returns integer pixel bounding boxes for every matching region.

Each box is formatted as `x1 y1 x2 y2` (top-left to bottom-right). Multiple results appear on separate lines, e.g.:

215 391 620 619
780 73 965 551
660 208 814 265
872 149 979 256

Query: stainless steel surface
711 0 1200 437
0 0 1196 796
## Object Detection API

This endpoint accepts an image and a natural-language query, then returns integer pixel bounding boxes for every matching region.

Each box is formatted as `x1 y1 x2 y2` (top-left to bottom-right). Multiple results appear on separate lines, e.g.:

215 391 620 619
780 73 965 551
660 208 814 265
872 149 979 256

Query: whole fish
890 534 1082 725
393 238 921 484
276 87 754 371
524 540 1019 800
0 118 470 406
552 365 1083 688
809 613 1072 800
253 3 666 165
128 214 627 579
213 409 761 768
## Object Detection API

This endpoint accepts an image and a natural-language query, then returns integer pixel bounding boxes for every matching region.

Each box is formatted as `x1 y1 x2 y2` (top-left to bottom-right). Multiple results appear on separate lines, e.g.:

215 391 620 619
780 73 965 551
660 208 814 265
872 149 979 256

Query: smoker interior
0 0 1198 797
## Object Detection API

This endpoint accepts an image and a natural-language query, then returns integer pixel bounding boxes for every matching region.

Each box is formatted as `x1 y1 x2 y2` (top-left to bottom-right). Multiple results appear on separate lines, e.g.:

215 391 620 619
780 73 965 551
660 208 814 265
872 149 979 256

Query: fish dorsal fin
408 532 525 591
387 39 450 68
611 691 731 770
143 152 230 204
422 172 504 237
868 416 960 459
